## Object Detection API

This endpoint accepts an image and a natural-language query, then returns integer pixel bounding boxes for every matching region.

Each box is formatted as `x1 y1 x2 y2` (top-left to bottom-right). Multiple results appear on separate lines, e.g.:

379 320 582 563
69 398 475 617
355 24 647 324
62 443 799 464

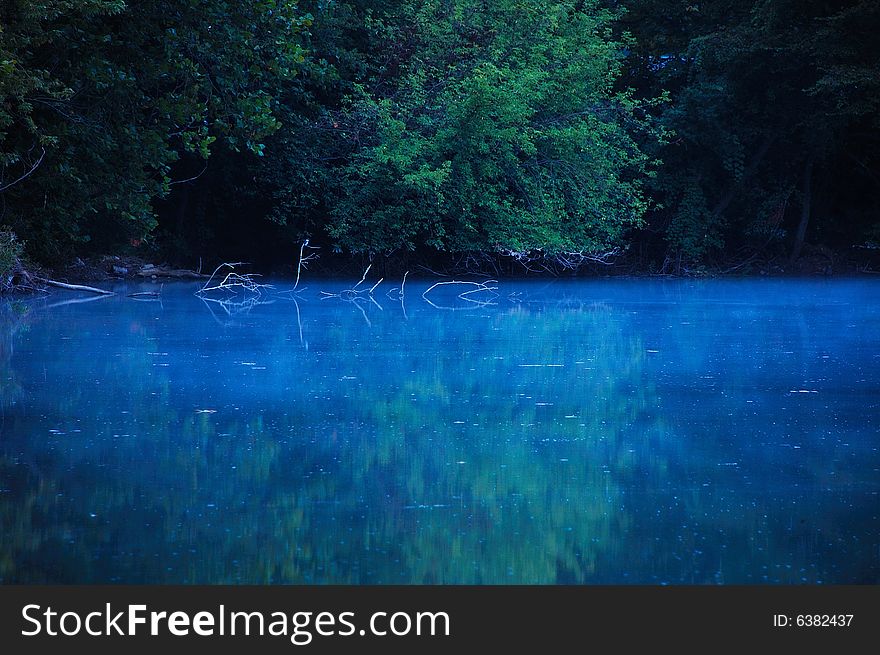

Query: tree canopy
619 0 880 270
1 0 310 260
1 0 877 272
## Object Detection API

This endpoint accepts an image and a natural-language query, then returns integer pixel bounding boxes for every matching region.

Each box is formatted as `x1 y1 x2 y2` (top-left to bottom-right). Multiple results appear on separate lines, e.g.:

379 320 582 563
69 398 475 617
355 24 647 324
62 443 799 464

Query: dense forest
1 0 878 279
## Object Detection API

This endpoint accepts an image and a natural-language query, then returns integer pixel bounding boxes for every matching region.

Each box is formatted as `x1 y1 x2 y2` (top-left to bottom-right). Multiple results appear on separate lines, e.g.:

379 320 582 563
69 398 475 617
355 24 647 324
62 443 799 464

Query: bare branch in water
293 240 319 291
199 262 248 292
421 278 499 310
351 263 372 291
422 279 498 298
321 264 382 300
196 262 271 297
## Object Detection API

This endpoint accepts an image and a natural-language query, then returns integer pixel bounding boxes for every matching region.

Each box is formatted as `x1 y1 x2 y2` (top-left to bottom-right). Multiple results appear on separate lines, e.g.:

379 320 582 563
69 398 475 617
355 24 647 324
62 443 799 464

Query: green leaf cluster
281 0 661 257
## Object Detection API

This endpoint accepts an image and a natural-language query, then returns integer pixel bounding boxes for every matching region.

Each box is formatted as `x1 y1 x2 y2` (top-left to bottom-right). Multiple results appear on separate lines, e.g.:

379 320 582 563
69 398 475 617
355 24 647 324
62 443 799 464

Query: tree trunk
790 154 815 263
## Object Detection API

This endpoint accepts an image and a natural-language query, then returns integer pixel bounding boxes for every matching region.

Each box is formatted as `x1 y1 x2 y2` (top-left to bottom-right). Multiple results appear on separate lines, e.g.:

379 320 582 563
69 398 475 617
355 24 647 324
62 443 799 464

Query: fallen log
36 278 114 296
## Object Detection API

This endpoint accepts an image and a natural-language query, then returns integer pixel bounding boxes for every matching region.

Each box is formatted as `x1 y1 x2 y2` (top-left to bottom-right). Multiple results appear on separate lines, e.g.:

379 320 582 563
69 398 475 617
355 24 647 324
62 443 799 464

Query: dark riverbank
36 245 880 284
3 243 879 297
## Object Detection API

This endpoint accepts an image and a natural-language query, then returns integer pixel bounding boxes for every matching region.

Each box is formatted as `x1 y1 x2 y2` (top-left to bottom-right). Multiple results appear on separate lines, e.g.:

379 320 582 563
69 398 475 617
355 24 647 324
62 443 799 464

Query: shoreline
3 248 879 297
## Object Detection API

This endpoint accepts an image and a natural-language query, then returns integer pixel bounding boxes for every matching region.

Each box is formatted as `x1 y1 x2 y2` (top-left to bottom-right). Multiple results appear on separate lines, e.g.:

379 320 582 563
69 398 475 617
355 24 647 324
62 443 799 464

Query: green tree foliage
0 1 310 260
265 0 662 258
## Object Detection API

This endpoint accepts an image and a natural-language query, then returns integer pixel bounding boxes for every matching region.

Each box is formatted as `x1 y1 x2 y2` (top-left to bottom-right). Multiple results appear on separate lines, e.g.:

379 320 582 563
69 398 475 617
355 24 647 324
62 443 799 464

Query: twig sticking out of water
196 262 271 296
293 240 320 291
385 271 409 300
383 271 410 318
320 264 384 301
319 264 386 326
352 264 372 291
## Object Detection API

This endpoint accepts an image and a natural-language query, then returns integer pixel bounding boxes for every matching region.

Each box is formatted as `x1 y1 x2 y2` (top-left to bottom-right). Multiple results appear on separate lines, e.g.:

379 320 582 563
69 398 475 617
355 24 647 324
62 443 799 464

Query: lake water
1 278 877 584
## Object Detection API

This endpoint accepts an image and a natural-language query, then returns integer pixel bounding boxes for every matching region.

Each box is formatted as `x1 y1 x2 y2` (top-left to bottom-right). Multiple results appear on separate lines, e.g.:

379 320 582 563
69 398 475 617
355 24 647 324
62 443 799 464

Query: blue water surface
1 277 877 583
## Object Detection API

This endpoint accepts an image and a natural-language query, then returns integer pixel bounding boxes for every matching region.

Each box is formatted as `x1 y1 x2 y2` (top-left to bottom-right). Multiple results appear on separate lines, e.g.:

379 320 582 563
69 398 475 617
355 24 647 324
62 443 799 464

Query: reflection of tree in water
2 286 875 583
0 302 31 410
1 298 667 583
329 303 661 583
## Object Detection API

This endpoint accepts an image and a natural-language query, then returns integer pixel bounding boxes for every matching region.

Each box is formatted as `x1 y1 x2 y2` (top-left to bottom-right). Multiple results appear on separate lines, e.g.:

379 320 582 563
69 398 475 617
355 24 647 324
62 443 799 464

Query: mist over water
1 278 877 583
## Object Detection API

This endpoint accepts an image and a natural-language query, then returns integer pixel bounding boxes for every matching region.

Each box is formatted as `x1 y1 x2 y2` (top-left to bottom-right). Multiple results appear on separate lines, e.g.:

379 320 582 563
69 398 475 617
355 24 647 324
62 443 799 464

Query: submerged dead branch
319 264 389 325
36 278 114 295
196 263 271 297
421 279 499 310
320 264 384 301
422 279 499 298
128 284 162 299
